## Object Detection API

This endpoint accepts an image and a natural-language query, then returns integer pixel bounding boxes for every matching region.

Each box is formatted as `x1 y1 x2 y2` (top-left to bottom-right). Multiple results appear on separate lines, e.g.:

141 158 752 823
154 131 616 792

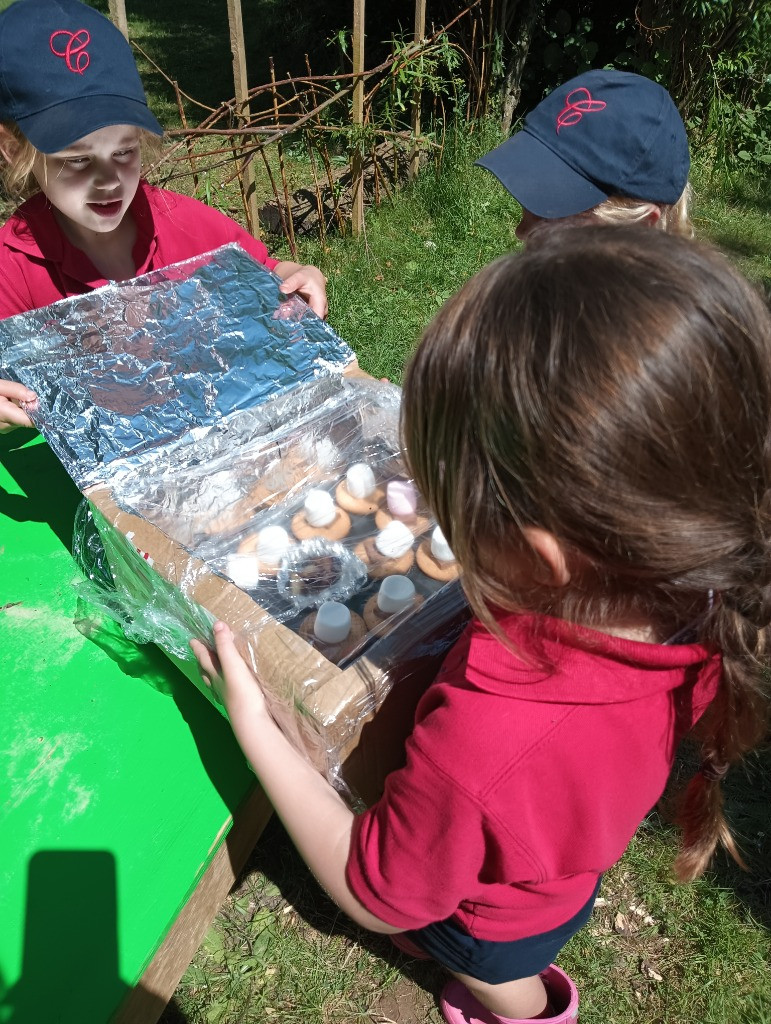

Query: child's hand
275 262 328 319
190 621 268 719
0 379 36 432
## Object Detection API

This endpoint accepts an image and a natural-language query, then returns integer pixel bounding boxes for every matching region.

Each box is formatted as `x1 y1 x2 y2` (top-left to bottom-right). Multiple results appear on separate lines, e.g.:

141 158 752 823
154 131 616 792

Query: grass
297 123 518 381
161 787 771 1024
690 165 771 299
162 753 771 1024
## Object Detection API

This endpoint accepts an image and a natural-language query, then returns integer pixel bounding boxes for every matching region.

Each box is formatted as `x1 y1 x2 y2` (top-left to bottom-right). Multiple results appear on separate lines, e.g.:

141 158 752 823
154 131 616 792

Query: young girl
477 69 693 242
193 225 771 1023
0 0 327 432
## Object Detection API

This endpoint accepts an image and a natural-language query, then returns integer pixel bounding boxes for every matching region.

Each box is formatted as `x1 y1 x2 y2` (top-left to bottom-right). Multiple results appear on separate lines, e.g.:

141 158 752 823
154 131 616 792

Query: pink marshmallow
386 478 418 519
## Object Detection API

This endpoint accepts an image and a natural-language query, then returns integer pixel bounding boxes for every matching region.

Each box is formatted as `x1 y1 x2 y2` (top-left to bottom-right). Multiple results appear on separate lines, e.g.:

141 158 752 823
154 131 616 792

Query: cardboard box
0 245 469 808
86 478 468 806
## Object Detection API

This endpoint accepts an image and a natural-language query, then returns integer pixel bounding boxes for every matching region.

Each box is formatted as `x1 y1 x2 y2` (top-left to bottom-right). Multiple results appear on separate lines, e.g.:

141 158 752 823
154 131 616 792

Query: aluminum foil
0 243 354 489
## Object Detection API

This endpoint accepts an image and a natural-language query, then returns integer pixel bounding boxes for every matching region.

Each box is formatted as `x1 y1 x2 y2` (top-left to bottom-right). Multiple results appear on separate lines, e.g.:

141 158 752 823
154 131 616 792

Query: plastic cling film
72 379 470 805
0 240 473 805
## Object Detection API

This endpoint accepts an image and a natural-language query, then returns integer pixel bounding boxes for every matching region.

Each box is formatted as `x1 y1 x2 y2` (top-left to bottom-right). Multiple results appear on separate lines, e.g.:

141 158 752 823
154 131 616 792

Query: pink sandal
439 964 579 1024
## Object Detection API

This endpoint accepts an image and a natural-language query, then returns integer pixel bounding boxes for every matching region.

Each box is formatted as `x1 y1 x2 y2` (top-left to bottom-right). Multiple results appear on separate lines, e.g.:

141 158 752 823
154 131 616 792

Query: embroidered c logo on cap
50 28 91 74
556 87 606 133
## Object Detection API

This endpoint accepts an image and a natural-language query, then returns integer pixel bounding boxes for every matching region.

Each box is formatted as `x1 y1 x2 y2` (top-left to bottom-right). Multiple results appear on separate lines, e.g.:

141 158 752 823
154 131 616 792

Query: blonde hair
591 184 693 237
0 121 164 201
0 122 38 200
403 225 771 881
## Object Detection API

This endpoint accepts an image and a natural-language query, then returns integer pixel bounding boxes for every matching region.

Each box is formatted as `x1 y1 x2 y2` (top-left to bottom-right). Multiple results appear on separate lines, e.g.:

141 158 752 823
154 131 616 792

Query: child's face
32 125 142 242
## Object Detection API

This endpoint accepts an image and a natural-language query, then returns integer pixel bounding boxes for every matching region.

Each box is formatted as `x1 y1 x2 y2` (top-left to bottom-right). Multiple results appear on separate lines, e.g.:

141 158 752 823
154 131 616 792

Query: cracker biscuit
298 609 367 664
291 506 352 542
335 479 386 516
363 591 424 631
354 535 415 579
416 538 460 582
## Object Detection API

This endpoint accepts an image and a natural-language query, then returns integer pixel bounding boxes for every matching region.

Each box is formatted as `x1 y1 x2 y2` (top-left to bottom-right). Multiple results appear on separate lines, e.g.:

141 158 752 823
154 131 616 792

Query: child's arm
0 379 36 432
191 622 400 934
274 262 328 320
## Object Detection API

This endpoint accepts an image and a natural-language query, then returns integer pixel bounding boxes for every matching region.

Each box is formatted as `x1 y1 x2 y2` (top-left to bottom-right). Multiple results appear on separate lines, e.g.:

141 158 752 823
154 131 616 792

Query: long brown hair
402 225 771 880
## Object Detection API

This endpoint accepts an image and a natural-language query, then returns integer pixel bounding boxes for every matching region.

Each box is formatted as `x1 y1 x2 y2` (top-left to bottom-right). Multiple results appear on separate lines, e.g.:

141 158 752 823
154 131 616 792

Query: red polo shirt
0 180 278 319
347 612 720 940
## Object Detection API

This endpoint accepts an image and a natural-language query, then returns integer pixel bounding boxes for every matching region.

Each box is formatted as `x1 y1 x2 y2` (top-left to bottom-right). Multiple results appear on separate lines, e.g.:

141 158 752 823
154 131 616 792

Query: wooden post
409 0 427 180
351 0 365 236
108 0 129 39
226 0 261 235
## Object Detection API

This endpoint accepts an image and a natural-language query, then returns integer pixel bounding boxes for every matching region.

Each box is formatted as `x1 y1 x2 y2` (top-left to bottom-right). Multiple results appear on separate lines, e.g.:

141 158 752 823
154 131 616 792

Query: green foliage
540 10 600 78
632 0 771 176
698 50 771 173
312 30 470 178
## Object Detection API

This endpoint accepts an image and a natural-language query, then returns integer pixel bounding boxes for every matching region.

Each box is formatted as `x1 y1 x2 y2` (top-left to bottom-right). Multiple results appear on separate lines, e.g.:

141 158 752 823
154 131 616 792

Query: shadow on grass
662 743 771 932
707 230 771 301
238 814 447 1004
90 0 418 123
708 748 771 930
707 228 769 262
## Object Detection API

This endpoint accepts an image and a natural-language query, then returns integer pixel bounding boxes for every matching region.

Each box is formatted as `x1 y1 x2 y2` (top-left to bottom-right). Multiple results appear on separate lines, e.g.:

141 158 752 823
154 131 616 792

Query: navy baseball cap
476 70 690 219
0 0 162 153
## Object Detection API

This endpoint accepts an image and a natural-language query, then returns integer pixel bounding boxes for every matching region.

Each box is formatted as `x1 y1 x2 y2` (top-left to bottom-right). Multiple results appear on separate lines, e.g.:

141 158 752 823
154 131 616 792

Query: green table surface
0 431 256 1023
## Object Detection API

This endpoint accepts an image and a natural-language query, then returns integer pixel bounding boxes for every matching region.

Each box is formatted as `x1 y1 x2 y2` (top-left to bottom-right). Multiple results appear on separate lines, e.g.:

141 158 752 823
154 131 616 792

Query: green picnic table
0 431 272 1024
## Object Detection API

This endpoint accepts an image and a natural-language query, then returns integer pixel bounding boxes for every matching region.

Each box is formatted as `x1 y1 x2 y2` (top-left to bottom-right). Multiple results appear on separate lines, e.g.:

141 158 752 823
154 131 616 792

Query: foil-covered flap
0 243 354 489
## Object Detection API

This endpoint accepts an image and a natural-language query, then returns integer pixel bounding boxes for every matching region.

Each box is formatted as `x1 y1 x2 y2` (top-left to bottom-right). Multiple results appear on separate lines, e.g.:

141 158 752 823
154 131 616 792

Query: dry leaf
614 912 636 936
641 959 663 982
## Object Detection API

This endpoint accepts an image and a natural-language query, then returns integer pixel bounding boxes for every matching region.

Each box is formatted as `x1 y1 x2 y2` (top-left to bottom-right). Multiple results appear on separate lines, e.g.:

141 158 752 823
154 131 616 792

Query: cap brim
476 130 609 219
17 95 163 154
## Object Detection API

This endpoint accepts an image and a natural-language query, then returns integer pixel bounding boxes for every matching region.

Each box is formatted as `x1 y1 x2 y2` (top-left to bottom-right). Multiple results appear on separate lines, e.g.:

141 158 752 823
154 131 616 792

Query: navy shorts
402 877 601 985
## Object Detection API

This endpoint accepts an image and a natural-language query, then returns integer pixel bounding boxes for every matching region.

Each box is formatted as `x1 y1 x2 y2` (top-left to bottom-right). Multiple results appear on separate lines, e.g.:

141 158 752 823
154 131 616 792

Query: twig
270 57 296 257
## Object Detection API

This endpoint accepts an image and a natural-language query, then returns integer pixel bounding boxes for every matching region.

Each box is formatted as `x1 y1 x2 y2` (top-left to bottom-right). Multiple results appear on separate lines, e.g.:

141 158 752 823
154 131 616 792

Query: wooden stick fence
111 0 483 242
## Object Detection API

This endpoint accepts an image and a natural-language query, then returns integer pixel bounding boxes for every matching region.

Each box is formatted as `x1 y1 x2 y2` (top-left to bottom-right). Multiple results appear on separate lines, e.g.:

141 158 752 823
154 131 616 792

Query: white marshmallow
430 526 455 563
346 462 376 499
375 520 414 559
314 601 351 644
304 489 336 527
315 438 339 470
257 525 290 564
226 553 260 590
377 575 416 614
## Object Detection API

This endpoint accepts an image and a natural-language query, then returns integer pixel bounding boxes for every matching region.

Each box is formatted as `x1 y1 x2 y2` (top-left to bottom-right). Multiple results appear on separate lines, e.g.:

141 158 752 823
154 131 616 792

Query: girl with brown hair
194 225 771 1023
